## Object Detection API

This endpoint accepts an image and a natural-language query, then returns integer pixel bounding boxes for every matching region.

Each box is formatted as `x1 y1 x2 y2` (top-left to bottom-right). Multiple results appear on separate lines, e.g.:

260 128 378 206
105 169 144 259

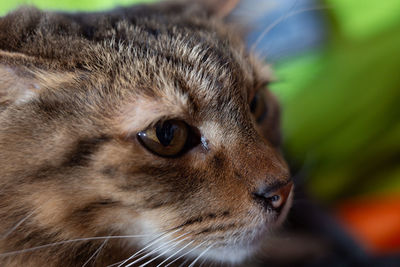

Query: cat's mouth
216 186 294 263
129 187 294 265
177 187 295 264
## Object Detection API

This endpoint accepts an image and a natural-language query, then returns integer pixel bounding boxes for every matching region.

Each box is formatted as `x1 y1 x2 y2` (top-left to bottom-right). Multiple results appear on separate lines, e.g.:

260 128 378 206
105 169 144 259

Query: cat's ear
194 0 239 18
0 52 71 107
0 63 40 106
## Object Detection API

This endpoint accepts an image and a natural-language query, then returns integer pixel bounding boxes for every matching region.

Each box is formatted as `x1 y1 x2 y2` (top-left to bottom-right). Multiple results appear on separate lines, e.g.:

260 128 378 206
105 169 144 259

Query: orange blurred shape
336 195 400 254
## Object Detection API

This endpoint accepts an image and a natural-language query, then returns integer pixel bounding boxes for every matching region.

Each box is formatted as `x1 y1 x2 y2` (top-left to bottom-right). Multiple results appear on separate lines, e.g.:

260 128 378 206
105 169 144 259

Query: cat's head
0 0 292 265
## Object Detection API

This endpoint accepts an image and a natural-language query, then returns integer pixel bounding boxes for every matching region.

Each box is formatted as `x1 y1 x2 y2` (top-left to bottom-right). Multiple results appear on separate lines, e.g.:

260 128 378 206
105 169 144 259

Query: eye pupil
137 119 199 157
156 121 175 146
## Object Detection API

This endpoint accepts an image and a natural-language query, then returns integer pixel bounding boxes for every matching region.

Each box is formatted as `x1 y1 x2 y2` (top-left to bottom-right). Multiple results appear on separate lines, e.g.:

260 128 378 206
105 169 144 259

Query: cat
0 0 293 266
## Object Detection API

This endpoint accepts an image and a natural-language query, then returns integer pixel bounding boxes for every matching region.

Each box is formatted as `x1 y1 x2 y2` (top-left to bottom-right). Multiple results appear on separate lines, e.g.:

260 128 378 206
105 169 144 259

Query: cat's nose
252 181 293 213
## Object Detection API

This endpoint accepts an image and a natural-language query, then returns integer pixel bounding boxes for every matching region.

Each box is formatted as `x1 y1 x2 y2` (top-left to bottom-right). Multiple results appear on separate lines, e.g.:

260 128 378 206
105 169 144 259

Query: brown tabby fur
0 1 291 266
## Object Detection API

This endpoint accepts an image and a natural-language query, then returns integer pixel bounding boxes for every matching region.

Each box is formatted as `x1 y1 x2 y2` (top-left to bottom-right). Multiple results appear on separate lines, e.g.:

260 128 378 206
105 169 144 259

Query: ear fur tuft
0 64 40 106
0 51 78 107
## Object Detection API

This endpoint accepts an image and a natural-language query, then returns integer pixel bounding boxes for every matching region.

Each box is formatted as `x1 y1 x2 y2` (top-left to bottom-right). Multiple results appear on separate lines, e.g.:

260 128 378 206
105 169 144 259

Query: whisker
198 250 211 267
138 236 190 267
92 238 109 266
1 211 34 240
106 261 124 267
105 232 171 267
0 234 156 257
156 239 194 267
82 238 108 267
115 228 181 267
254 0 300 58
124 232 189 267
188 245 214 267
177 257 191 267
251 5 331 54
164 241 206 267
111 235 168 267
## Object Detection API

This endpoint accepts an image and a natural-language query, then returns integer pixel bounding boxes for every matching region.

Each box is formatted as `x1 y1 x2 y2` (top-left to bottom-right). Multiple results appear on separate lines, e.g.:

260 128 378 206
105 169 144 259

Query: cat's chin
203 188 295 264
182 221 288 265
127 190 294 265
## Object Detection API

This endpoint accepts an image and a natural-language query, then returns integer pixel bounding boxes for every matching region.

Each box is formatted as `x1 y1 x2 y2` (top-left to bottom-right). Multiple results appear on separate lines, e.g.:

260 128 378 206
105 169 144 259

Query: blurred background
1 0 399 264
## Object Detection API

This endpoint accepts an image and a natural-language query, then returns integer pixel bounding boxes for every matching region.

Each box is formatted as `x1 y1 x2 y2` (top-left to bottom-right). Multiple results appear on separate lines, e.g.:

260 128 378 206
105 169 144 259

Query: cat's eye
137 120 192 157
250 91 268 123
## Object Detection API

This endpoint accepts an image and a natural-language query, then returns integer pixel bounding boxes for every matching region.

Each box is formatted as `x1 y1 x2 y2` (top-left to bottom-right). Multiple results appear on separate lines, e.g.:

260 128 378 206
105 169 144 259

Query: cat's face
0 1 292 265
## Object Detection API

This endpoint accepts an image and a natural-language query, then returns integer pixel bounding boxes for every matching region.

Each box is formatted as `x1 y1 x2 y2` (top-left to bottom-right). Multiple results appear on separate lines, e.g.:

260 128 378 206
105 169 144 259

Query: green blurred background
274 0 400 202
1 0 399 203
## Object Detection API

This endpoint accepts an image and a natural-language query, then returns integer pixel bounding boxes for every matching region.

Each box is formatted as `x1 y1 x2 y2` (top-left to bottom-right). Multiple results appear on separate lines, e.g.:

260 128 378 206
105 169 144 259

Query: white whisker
251 5 331 53
138 236 189 267
106 261 124 267
156 240 194 267
188 244 214 267
0 234 156 257
125 232 189 267
82 238 108 267
115 229 180 267
198 254 209 267
178 257 191 267
1 211 34 240
164 241 206 267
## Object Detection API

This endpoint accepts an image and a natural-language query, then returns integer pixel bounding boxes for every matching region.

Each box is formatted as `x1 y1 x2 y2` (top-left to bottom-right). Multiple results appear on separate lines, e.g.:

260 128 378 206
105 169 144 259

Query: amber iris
137 120 188 157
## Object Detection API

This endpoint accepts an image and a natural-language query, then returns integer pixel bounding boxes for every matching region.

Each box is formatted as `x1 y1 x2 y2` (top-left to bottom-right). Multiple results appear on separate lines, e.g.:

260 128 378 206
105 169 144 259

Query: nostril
269 195 281 209
253 182 293 212
270 195 280 202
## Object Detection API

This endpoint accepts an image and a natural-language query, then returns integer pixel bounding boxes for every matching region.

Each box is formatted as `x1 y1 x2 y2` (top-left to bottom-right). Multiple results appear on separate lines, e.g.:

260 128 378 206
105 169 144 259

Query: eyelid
137 119 201 158
137 116 184 134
